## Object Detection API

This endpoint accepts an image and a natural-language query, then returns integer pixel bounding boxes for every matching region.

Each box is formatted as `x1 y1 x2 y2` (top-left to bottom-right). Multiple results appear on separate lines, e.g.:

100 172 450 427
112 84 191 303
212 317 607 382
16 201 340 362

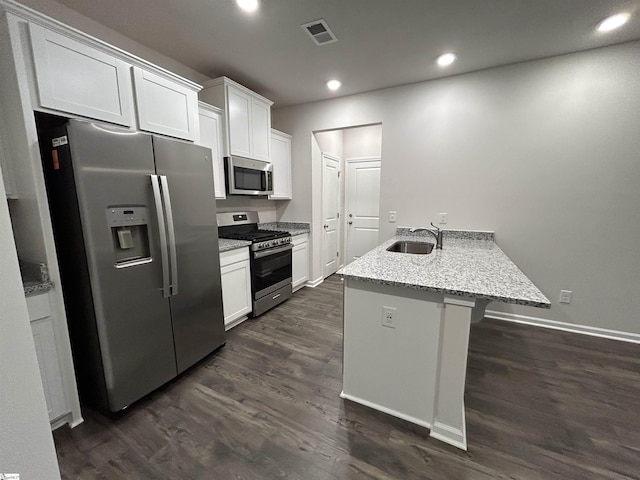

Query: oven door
226 156 274 196
251 244 292 300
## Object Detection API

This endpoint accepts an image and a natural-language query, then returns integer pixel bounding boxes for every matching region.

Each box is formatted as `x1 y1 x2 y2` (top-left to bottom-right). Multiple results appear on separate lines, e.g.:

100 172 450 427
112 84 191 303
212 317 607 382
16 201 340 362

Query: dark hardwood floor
53 275 640 479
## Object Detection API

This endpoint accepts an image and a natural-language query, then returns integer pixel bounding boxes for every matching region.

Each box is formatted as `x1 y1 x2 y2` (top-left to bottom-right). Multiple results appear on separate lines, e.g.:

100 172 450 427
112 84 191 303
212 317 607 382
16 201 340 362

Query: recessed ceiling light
236 0 259 13
327 80 341 91
437 53 457 67
597 13 630 32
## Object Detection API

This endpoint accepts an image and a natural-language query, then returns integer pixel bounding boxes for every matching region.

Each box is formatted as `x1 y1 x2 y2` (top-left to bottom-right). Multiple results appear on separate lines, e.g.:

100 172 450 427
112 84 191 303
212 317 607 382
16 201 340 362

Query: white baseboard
430 422 467 451
306 276 324 288
485 310 640 344
339 391 432 429
225 315 248 331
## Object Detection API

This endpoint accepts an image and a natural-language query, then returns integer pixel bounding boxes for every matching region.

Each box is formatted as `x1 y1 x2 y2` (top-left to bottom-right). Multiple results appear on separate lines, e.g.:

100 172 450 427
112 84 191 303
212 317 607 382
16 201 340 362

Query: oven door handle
253 243 293 259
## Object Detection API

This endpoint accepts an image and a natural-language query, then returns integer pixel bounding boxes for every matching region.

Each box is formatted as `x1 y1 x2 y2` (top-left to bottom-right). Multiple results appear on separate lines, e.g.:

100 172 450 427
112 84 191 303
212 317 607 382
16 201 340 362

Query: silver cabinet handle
160 175 178 296
151 175 170 298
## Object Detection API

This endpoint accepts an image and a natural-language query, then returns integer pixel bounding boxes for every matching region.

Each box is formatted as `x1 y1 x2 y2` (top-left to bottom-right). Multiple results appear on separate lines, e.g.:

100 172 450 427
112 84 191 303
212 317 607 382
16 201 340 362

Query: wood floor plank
53 275 640 479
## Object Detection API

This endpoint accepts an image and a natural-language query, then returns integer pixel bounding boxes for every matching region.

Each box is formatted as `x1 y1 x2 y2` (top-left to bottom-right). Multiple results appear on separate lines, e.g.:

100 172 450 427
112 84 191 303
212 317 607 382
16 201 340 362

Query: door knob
324 224 328 229
348 221 353 225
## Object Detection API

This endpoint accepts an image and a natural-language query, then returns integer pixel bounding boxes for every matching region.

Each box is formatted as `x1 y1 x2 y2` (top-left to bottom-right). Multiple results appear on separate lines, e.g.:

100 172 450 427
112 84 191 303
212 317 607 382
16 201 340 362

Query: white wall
315 129 344 159
273 41 640 335
0 165 61 479
344 124 382 160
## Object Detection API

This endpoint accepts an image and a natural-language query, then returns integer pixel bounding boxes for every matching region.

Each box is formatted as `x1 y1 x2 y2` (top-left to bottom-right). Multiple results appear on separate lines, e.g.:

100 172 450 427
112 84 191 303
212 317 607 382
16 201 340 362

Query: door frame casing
321 152 341 278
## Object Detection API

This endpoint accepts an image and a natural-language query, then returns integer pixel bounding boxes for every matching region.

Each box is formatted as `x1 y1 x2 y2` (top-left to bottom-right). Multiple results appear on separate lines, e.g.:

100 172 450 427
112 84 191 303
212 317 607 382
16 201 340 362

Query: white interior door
346 159 381 264
322 154 340 278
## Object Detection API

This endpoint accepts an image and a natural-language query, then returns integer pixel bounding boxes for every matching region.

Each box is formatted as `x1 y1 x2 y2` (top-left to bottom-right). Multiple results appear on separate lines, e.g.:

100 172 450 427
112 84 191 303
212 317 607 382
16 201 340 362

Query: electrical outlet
382 306 397 329
559 290 572 304
439 213 448 224
388 211 397 223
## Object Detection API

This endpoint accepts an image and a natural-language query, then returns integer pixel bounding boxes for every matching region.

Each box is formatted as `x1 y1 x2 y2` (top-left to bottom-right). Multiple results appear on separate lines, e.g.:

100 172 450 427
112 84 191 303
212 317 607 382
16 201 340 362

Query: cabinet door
31 318 67 422
227 86 252 158
30 23 134 127
251 98 271 161
220 250 252 328
269 129 292 200
133 67 198 141
198 105 226 199
292 235 309 291
0 117 17 198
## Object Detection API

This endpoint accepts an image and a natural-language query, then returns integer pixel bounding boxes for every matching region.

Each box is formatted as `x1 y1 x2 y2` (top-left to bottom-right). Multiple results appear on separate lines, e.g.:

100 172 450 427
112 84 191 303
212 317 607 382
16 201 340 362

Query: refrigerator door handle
160 175 178 296
151 174 171 298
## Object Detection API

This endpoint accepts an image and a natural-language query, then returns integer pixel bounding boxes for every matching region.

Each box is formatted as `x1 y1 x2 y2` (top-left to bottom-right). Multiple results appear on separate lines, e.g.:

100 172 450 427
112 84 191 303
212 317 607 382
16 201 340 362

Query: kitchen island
337 228 550 450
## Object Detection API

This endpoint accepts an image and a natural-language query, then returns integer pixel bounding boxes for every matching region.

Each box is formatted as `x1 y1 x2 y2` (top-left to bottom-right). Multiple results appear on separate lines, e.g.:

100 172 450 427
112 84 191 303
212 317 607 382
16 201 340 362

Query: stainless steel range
217 212 292 316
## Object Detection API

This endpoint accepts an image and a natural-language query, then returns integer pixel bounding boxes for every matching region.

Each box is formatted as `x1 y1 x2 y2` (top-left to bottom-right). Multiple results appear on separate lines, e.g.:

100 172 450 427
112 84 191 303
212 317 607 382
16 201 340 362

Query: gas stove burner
216 212 292 252
223 229 290 242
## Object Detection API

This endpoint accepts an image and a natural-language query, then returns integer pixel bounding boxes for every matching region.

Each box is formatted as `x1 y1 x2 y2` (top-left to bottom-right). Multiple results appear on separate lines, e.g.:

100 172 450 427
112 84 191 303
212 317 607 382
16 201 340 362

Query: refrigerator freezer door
153 136 226 372
63 120 178 412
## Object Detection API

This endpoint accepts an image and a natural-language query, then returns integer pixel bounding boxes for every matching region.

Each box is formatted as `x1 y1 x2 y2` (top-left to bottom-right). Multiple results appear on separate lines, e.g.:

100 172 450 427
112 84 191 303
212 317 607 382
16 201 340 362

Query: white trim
443 295 476 308
485 310 640 344
430 422 467 451
340 391 432 429
345 156 381 164
306 276 324 288
224 315 248 331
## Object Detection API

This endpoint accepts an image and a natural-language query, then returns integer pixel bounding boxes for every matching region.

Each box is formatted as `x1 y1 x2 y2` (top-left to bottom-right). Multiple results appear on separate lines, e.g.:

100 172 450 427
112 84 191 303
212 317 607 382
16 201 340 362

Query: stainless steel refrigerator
38 116 225 414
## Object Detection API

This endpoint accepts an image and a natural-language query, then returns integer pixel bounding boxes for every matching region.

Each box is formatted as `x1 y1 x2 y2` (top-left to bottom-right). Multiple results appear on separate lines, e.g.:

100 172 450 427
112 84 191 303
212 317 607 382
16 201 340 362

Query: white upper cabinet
227 87 252 158
199 77 273 162
29 23 135 127
269 129 292 200
251 99 270 161
197 102 226 199
133 67 199 141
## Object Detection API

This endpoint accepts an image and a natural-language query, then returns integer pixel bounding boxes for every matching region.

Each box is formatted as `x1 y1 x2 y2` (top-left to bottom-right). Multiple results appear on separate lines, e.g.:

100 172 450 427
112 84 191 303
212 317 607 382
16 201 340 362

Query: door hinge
338 171 341 178
337 251 339 257
337 212 340 218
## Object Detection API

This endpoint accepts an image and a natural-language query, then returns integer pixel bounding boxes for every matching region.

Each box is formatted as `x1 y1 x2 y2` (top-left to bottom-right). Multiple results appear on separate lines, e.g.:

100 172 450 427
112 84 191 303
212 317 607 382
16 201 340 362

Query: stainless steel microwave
224 156 273 196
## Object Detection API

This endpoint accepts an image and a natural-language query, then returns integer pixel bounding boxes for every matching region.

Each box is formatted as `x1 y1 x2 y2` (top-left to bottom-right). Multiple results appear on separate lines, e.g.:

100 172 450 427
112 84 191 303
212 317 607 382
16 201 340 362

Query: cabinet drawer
26 293 51 321
220 247 250 266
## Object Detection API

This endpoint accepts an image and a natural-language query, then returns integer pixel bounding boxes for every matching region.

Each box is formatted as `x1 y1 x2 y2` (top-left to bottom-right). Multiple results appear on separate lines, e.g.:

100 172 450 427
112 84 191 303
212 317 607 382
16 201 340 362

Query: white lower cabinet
292 233 309 292
219 247 252 330
27 293 67 422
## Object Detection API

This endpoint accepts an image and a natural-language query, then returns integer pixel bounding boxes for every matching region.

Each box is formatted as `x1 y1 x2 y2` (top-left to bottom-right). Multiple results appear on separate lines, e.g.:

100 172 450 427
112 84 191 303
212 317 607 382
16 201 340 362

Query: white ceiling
52 0 640 107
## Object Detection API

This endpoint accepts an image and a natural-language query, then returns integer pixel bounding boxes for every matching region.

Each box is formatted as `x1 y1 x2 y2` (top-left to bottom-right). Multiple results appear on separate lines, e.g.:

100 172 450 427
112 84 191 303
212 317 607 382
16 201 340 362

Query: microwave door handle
151 175 171 298
160 175 178 296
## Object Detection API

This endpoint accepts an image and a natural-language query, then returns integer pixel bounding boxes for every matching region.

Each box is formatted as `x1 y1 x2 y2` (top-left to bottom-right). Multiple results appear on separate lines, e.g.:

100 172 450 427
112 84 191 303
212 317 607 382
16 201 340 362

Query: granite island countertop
338 229 550 308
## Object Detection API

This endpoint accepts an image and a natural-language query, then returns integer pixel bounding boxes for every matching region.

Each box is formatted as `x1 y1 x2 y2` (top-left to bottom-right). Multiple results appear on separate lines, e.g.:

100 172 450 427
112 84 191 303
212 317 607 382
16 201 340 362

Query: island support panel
341 278 484 450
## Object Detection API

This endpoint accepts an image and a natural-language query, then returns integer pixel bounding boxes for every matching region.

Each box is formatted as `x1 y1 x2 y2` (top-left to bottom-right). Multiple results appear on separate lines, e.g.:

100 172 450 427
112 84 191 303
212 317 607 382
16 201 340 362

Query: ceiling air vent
301 19 337 46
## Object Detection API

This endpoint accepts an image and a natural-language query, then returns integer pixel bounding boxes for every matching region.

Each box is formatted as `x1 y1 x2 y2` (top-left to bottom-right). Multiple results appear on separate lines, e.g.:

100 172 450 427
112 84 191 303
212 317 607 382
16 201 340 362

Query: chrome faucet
409 222 443 249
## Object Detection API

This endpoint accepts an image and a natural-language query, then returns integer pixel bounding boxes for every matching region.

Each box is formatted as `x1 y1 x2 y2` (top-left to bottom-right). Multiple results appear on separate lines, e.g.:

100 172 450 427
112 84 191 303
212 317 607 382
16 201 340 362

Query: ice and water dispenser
106 206 151 266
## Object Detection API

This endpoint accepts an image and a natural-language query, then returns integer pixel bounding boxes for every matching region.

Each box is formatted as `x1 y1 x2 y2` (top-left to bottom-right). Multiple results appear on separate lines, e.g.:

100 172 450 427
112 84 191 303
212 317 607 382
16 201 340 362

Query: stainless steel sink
386 241 434 254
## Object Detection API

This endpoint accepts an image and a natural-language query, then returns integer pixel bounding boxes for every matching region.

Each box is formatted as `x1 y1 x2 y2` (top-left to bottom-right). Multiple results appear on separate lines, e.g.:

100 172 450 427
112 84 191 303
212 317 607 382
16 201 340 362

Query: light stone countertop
260 222 310 236
218 238 251 252
338 232 550 308
20 260 54 296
